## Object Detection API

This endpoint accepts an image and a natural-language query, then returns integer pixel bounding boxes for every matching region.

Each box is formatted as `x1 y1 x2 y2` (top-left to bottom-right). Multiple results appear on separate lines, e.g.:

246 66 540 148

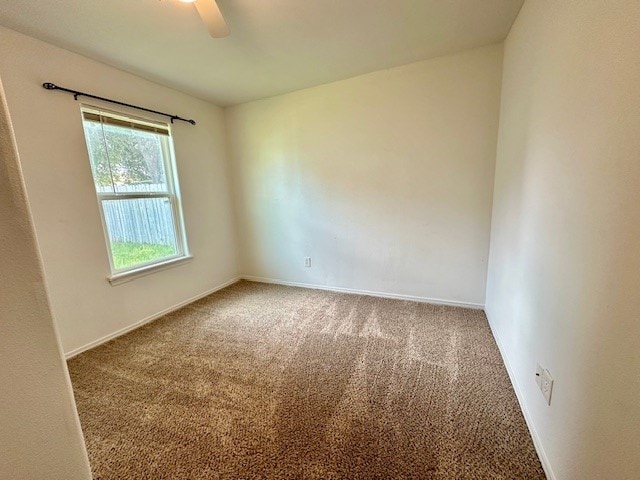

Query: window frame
80 105 191 284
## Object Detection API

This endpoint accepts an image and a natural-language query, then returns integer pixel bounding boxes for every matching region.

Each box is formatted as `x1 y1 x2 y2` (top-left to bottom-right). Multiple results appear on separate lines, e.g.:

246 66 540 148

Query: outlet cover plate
541 369 553 405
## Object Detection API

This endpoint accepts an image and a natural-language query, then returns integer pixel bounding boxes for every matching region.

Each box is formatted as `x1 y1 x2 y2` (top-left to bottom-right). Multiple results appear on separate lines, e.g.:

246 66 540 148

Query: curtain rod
42 82 196 125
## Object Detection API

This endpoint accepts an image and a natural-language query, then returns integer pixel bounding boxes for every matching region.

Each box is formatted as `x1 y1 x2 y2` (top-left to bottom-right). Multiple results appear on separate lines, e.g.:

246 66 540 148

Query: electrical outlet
535 363 553 405
541 369 554 405
304 257 311 268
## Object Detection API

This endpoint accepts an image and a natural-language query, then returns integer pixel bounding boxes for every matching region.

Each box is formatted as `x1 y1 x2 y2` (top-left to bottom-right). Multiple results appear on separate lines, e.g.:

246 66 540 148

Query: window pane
83 120 169 194
102 197 179 270
83 120 115 193
81 107 188 275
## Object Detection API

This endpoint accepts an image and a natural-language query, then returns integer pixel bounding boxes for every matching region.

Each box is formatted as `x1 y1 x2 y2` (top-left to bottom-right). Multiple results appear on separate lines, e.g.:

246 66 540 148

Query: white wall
0 27 239 355
226 44 503 306
485 1 640 479
0 76 92 479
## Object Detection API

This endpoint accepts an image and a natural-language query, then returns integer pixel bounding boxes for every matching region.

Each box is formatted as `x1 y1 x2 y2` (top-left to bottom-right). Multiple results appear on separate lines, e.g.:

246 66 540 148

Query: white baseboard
485 308 556 480
240 275 484 310
64 276 241 359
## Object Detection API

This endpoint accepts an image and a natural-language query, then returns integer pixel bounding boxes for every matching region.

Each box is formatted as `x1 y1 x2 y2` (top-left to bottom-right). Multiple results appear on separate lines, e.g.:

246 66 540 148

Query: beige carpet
68 280 545 479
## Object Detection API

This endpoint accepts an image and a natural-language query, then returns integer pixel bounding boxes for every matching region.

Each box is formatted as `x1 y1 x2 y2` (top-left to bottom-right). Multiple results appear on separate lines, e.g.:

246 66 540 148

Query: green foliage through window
111 242 176 270
83 122 167 189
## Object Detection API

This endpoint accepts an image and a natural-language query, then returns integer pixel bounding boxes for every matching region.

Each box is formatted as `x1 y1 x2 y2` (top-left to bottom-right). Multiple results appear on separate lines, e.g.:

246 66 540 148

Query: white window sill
108 255 193 286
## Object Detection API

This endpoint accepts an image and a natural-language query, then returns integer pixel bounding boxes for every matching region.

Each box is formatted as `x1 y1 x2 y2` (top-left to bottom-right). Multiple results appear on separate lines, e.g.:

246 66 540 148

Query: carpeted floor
68 280 545 479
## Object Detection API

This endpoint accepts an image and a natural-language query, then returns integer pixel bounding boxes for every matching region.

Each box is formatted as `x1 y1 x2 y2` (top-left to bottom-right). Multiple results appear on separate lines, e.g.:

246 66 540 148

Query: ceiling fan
179 0 230 38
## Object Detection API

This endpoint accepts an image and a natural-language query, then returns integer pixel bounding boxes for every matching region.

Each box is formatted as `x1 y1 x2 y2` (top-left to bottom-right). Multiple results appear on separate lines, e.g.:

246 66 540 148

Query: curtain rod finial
42 82 57 90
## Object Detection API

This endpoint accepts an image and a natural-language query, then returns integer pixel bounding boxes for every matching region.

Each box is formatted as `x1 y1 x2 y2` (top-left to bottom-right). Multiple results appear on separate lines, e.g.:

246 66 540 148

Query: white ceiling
0 0 524 106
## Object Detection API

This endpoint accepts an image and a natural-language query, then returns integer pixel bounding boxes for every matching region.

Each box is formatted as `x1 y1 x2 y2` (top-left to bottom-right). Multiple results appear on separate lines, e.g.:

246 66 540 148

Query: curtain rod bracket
42 82 197 126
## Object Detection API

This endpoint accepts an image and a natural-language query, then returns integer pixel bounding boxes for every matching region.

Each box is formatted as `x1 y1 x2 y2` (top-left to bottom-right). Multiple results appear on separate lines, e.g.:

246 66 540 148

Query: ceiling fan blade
194 0 230 38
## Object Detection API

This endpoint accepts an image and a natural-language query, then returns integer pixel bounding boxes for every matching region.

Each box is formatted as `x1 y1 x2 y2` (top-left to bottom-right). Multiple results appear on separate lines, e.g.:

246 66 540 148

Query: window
81 106 189 281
